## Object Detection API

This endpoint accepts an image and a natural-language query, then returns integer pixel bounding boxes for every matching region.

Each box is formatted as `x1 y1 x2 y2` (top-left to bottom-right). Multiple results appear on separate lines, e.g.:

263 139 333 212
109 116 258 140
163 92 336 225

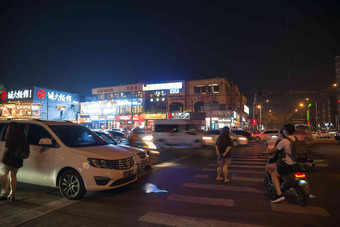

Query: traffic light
252 119 257 125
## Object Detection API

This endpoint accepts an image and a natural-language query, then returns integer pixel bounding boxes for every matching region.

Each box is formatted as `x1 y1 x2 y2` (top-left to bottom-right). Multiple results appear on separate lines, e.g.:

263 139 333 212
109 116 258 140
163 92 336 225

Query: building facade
82 78 248 130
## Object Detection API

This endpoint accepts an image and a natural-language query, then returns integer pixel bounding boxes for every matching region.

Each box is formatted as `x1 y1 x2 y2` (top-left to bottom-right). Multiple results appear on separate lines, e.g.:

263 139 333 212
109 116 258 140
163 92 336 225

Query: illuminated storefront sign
48 92 72 102
92 84 143 94
144 113 167 120
244 105 249 114
6 89 32 100
168 112 190 119
116 99 142 106
116 114 144 121
81 102 102 115
142 82 183 91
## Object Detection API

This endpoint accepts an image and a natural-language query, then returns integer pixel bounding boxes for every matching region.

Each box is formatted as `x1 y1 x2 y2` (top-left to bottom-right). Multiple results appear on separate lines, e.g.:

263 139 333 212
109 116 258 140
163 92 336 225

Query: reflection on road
143 183 168 194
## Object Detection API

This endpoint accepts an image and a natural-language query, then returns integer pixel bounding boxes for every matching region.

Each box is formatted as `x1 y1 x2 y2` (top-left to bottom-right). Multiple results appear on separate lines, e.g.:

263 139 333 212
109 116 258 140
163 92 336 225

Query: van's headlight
202 136 213 141
239 137 247 141
88 158 110 169
143 135 153 141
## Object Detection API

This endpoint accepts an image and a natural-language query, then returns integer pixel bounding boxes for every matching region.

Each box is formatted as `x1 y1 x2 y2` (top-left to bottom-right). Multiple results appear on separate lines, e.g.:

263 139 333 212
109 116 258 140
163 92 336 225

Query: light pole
257 99 269 130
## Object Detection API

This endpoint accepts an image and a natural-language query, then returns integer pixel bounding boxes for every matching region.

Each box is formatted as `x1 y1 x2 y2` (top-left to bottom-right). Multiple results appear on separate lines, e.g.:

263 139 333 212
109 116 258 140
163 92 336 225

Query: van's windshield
50 125 108 147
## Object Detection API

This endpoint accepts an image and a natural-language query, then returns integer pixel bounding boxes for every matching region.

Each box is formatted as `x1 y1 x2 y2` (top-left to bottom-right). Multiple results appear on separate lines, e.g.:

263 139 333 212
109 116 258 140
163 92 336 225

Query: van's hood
71 145 132 159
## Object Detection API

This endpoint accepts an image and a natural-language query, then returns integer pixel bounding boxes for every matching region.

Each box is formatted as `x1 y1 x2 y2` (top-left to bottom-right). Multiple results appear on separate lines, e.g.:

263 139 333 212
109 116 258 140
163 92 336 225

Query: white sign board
143 82 183 91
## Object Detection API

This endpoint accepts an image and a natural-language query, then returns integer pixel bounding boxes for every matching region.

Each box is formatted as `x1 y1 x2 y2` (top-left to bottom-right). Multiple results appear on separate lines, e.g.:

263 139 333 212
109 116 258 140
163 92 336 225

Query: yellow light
333 83 337 87
299 103 304 107
257 105 261 109
306 98 309 101
295 109 298 112
266 99 269 103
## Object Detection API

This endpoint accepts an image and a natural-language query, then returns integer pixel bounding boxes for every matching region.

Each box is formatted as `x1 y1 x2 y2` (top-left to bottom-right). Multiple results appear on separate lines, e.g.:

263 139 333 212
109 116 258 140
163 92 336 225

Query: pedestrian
215 126 232 183
0 122 29 201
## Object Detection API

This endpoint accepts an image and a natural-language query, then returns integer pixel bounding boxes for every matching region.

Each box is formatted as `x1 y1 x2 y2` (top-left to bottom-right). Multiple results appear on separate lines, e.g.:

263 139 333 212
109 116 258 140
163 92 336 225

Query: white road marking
167 194 234 207
231 161 267 165
139 211 267 227
183 182 265 193
202 168 264 174
231 176 263 182
0 199 78 226
194 174 209 178
154 153 197 168
208 164 265 169
232 158 268 161
271 204 330 216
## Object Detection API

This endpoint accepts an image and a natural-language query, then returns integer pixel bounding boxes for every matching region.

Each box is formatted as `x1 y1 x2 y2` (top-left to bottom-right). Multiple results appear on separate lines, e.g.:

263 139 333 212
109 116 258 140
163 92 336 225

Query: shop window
194 86 207 94
105 93 111 100
208 84 219 93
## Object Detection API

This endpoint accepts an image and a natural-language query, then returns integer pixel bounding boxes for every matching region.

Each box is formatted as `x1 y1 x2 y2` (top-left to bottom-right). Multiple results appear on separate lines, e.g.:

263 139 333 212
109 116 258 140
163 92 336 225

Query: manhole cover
235 199 270 211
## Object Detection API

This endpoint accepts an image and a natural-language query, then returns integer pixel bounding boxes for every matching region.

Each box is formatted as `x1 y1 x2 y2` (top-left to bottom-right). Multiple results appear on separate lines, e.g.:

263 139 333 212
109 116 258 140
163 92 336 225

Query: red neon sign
1 91 7 101
36 89 46 100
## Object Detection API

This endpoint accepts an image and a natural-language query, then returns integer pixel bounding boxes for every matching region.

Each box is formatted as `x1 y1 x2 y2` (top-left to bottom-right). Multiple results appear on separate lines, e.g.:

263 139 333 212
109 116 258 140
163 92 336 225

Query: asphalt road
0 139 339 227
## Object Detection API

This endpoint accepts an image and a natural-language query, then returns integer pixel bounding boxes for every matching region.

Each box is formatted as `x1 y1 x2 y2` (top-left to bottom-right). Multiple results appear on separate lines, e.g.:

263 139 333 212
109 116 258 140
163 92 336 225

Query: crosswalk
139 151 331 226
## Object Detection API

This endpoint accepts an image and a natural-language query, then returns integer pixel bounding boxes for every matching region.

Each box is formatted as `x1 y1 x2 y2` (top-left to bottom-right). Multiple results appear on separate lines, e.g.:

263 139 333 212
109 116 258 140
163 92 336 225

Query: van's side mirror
39 138 52 146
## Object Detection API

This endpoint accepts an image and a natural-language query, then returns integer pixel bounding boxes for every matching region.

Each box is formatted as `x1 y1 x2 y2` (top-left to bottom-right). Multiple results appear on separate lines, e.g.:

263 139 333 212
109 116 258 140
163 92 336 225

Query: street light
256 99 269 130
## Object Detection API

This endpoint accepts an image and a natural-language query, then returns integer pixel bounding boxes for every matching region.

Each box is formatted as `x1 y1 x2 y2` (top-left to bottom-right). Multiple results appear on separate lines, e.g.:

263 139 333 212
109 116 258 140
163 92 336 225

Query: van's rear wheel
59 170 86 200
255 137 261 142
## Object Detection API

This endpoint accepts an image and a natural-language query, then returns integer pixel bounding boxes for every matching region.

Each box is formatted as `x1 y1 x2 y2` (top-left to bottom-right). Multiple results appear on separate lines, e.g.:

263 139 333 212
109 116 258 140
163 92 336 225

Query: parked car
253 130 279 142
152 120 215 148
231 130 253 141
0 120 137 200
93 130 150 172
316 130 331 138
105 129 126 142
209 129 248 147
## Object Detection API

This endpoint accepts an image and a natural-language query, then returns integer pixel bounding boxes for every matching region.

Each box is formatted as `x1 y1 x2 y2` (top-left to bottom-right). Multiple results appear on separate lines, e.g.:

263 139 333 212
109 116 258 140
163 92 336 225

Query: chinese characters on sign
48 92 72 102
7 90 32 100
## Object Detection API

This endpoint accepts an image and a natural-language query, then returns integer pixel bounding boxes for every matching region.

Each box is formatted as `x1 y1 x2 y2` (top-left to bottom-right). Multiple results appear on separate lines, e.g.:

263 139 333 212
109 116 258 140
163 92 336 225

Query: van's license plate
124 170 133 178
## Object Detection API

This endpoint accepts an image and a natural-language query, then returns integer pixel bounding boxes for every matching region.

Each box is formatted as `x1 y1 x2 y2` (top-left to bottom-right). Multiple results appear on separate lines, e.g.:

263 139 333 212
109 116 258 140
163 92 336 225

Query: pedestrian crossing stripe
167 194 234 207
208 163 265 169
194 175 263 182
139 211 267 227
202 168 264 174
231 161 267 165
183 182 265 193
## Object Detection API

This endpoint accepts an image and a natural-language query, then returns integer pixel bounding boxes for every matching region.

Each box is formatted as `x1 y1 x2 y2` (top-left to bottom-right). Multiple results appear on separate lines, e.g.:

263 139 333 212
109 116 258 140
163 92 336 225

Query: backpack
285 136 308 162
13 141 30 159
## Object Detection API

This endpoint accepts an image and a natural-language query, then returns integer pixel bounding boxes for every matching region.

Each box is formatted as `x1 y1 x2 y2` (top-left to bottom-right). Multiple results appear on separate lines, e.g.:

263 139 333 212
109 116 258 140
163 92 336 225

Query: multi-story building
82 78 248 130
335 56 340 130
186 78 248 129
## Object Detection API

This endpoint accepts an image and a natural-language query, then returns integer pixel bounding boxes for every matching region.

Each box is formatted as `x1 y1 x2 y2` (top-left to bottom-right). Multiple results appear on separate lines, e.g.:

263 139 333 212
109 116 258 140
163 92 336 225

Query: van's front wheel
59 170 86 200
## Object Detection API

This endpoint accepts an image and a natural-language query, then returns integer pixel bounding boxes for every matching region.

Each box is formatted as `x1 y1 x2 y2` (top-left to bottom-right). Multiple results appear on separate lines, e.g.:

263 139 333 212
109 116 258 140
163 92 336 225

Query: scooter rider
266 124 297 203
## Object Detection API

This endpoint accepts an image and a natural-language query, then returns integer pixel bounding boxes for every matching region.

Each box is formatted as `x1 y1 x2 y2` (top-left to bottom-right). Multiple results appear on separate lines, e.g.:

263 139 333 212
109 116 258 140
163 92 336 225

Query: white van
152 119 214 148
0 120 137 200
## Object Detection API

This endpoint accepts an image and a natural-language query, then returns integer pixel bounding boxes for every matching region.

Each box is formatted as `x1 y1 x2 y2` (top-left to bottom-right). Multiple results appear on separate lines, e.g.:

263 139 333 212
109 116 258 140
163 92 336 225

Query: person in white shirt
266 124 296 203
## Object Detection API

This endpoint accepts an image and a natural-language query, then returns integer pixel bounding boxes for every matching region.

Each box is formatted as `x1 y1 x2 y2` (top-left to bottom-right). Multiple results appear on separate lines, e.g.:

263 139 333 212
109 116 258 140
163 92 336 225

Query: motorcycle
264 142 312 206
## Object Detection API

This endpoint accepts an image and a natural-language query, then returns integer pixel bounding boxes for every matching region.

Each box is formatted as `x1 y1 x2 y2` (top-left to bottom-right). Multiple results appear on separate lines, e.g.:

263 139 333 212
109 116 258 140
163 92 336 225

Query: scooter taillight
294 172 306 179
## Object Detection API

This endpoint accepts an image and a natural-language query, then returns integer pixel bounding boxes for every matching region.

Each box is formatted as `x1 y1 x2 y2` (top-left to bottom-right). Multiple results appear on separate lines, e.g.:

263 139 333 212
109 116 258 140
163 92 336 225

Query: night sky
1 0 340 106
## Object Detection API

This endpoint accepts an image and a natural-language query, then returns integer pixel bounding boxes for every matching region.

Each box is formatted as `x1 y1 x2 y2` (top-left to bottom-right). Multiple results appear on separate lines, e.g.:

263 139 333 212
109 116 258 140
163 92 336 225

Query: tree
0 83 5 93
262 110 291 129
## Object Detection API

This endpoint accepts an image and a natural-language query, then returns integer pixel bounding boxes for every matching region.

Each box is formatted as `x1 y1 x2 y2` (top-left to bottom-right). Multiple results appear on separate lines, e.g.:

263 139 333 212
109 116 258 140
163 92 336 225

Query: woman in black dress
1 122 28 201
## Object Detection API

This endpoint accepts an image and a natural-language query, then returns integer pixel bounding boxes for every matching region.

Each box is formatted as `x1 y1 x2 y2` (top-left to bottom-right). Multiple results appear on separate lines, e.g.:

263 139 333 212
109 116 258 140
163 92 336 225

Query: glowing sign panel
244 105 249 114
143 82 183 91
7 90 32 100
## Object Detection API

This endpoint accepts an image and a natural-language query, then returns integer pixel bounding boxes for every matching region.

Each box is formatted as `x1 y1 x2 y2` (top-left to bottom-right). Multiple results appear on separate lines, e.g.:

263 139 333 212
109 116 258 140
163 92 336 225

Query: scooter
264 142 312 206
